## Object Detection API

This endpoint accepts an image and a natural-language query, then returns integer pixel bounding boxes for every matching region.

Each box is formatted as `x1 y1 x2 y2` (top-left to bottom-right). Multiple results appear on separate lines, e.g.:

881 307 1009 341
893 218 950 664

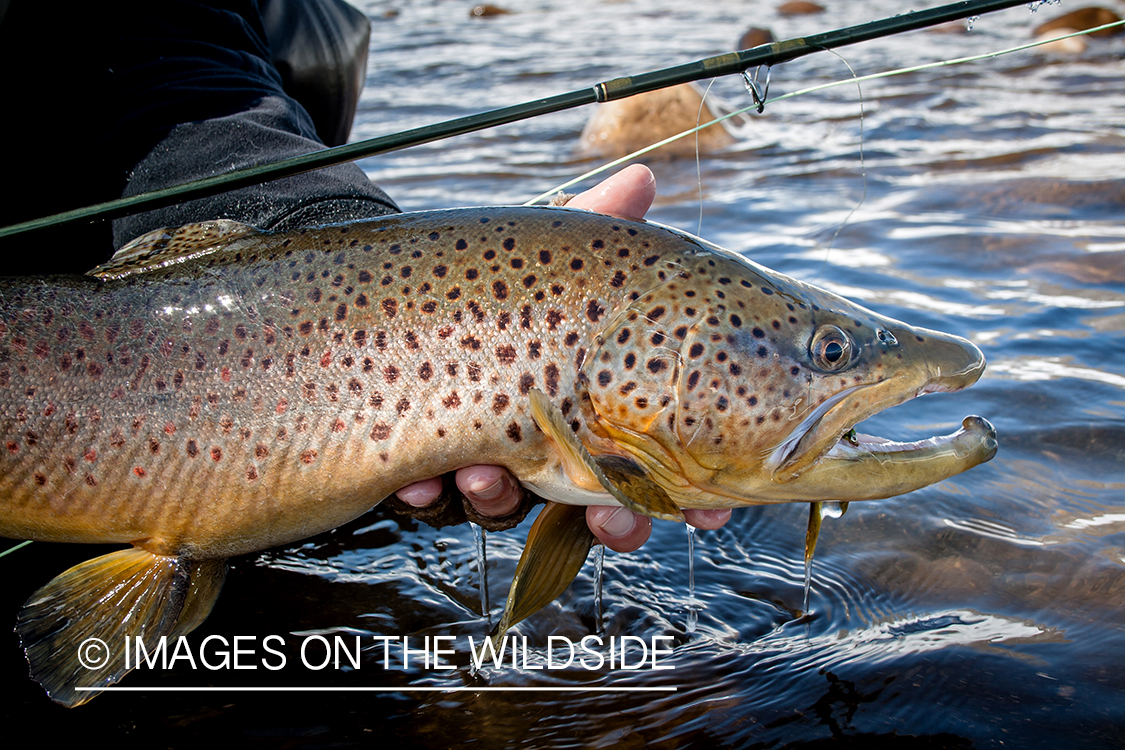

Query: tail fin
16 548 226 707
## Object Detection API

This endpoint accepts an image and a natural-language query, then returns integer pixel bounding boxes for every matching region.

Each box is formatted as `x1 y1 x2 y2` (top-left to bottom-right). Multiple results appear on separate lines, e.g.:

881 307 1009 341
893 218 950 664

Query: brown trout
0 206 995 705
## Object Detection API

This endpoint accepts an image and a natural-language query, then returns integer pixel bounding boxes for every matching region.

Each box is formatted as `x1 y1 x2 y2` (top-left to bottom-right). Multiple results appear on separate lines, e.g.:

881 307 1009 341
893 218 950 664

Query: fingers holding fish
565 163 656 221
455 465 523 517
586 506 652 553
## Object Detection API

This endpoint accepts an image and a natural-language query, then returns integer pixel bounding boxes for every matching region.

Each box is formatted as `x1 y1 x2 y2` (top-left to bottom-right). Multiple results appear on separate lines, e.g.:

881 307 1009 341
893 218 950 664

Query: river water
4 1 1124 747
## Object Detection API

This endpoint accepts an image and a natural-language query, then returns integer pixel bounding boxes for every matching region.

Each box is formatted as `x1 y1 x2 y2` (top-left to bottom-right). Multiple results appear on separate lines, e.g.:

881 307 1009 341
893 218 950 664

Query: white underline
77 685 677 693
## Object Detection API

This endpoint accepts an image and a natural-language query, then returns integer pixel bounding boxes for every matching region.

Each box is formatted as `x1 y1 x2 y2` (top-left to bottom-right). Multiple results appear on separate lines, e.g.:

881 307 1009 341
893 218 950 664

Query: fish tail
15 548 226 707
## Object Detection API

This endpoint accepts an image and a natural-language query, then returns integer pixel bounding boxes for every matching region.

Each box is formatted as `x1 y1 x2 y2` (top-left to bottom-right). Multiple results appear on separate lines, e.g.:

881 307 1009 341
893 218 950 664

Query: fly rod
0 0 1028 239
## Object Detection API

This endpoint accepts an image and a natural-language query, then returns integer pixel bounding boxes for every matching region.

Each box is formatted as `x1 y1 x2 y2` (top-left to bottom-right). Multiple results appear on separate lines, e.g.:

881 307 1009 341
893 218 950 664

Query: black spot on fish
544 363 560 396
586 300 605 323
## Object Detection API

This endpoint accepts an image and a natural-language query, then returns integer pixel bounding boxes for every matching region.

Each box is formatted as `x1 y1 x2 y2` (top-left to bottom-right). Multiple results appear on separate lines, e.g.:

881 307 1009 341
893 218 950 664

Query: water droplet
966 15 980 31
685 525 701 633
820 501 848 520
592 544 605 636
471 522 490 628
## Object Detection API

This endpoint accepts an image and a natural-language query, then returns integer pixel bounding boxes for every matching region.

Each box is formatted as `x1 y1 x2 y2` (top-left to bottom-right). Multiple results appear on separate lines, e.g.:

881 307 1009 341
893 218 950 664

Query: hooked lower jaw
828 415 997 464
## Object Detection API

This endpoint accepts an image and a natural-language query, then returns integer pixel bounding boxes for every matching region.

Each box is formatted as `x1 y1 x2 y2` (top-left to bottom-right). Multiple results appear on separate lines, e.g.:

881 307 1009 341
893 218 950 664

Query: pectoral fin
528 388 684 522
490 502 595 647
16 548 226 707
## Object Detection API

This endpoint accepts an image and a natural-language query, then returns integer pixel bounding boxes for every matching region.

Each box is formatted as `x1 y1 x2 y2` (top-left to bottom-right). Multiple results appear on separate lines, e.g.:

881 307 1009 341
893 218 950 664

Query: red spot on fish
221 367 232 382
301 449 318 464
133 467 147 478
210 447 222 462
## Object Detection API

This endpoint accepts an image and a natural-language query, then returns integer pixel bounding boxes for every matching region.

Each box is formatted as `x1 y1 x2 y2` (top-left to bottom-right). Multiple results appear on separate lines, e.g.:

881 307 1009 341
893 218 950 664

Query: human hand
393 164 731 550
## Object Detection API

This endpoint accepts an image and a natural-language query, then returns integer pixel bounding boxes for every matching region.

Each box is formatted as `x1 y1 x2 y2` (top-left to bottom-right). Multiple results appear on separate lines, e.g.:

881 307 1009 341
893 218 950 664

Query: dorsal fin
88 220 259 280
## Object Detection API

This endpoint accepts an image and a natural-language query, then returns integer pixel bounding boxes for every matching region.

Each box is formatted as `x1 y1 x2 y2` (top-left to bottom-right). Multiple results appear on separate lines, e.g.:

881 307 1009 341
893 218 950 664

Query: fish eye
809 325 853 372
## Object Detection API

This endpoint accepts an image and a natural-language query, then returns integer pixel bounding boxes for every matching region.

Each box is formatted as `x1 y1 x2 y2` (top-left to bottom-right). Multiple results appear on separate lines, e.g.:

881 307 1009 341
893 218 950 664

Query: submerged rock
1033 7 1123 38
737 27 776 50
577 84 736 159
777 1 825 16
471 4 511 17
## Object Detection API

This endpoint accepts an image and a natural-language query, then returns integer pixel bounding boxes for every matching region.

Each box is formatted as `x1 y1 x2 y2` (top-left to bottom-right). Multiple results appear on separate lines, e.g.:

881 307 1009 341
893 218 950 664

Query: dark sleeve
0 0 398 271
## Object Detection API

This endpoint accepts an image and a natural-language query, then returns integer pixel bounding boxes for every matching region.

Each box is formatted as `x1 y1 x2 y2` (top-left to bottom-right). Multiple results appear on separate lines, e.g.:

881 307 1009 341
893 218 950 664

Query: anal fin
490 502 595 647
16 548 226 707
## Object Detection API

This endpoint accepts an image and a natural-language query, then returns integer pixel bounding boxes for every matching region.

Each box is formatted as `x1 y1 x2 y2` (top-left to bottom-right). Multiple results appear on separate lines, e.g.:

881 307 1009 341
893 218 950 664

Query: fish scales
0 208 694 557
0 205 996 706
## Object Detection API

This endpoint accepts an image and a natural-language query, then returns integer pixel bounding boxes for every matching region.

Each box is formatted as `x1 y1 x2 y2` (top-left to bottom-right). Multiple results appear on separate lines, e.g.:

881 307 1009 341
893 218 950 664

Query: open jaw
765 380 998 502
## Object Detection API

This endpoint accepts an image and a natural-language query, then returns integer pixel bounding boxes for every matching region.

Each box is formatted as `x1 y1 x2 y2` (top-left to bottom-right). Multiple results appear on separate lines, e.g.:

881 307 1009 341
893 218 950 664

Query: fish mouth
826 414 997 466
765 340 995 498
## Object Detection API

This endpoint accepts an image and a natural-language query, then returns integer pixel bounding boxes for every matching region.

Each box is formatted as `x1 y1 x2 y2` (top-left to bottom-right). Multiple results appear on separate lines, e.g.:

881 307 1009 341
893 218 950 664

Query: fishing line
0 0 1037 239
817 49 867 278
524 19 1125 205
0 540 32 559
695 79 720 238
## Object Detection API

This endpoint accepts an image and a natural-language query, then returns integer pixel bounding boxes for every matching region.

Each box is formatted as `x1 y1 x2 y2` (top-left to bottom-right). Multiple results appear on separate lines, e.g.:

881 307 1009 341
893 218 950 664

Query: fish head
581 235 996 508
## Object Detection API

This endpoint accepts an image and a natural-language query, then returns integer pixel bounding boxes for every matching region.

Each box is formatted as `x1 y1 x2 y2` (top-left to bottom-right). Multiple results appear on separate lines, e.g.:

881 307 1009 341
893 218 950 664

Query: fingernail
467 476 506 501
396 486 432 507
595 507 636 538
